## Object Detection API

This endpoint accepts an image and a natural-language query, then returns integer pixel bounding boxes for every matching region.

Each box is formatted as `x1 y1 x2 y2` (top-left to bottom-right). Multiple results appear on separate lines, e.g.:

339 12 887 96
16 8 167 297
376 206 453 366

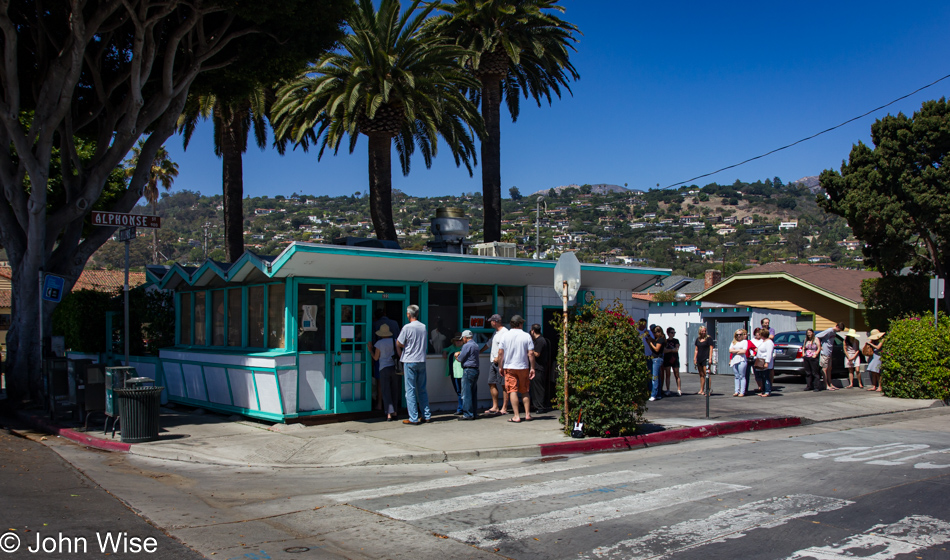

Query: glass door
333 299 371 413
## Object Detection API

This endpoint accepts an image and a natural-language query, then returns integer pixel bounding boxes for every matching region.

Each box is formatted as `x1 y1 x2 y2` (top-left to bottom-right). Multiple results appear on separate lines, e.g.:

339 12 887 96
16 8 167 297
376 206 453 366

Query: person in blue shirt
455 330 481 420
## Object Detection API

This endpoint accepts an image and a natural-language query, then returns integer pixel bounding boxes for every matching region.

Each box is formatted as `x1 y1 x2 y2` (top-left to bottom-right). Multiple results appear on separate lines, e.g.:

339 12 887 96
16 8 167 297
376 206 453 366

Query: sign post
553 252 581 427
931 278 945 327
92 212 160 366
39 272 66 396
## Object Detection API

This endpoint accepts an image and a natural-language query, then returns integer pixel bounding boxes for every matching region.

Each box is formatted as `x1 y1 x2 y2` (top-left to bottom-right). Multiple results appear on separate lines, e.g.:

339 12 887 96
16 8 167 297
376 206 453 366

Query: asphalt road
8 409 950 560
0 427 204 560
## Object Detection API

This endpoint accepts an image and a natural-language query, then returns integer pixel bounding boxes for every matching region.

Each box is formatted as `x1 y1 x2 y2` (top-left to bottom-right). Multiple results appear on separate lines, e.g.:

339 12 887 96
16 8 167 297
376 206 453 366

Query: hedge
880 312 950 400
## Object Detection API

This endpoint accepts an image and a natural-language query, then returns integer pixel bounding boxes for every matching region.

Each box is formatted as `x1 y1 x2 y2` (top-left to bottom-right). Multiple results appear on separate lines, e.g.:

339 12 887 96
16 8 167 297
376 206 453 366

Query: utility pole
203 222 212 260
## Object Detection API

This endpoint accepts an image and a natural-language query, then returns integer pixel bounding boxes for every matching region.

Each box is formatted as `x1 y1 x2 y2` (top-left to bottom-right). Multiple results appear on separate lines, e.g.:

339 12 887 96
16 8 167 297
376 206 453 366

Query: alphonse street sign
90 211 161 229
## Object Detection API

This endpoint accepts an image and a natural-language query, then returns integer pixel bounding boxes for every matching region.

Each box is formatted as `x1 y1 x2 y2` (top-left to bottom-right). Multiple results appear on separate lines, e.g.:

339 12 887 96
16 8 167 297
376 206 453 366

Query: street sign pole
38 271 43 399
931 278 945 327
123 228 134 366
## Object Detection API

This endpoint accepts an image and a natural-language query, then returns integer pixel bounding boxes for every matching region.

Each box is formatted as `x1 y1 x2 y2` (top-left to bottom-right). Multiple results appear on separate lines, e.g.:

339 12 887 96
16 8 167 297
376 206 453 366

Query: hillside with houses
82 175 862 279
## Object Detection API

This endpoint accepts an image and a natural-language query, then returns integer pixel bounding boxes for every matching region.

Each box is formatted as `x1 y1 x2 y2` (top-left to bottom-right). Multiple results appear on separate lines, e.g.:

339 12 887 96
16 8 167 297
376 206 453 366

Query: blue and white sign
42 274 65 303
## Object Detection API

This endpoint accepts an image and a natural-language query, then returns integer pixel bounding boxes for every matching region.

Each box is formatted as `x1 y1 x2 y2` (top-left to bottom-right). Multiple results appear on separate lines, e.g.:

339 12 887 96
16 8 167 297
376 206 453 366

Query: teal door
333 299 371 413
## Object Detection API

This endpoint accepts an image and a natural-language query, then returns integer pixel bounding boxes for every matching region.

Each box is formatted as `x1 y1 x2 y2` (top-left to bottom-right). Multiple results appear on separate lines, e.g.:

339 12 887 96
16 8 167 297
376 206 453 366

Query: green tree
123 142 179 264
429 0 580 242
274 0 482 241
509 186 523 200
177 1 347 263
819 98 950 314
0 1 310 402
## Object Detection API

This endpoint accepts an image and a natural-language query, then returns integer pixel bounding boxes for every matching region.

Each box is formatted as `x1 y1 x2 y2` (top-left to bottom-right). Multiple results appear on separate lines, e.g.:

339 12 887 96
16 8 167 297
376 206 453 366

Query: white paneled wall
525 285 648 327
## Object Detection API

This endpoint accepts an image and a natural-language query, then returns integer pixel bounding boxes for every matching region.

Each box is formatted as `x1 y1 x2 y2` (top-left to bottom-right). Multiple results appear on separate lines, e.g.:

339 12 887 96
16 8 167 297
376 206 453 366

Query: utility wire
664 72 950 189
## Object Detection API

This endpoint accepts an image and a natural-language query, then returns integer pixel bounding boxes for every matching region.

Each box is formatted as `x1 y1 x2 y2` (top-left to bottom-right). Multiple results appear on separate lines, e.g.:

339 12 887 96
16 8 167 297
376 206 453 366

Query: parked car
772 330 850 379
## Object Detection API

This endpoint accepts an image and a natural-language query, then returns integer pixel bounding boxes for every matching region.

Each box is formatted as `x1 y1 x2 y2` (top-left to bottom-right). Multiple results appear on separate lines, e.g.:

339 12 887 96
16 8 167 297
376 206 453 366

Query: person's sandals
508 417 521 423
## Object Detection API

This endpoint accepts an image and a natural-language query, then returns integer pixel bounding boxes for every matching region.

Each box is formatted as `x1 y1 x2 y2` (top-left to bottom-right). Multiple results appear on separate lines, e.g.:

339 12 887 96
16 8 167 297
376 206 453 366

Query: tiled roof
735 262 879 303
0 267 147 294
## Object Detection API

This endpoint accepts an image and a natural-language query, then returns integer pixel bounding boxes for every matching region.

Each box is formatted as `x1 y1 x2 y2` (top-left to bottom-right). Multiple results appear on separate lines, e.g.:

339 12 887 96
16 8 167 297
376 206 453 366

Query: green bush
861 276 932 331
880 312 950 400
555 300 651 437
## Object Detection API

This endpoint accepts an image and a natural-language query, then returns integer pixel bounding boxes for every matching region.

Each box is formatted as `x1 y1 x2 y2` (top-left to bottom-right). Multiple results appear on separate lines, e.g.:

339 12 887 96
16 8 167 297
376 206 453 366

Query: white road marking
784 515 950 560
584 494 853 560
379 470 661 521
326 462 584 502
447 481 748 547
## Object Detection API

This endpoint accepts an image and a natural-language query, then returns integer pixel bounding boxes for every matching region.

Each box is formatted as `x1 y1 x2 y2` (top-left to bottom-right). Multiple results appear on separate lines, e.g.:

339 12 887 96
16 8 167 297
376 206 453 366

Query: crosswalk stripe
584 494 854 560
447 481 749 547
326 462 585 502
784 514 950 560
380 471 662 521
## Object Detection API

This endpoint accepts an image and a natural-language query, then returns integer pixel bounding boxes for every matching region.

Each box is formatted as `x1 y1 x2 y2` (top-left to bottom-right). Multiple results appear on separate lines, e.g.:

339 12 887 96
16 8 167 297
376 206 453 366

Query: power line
664 72 950 189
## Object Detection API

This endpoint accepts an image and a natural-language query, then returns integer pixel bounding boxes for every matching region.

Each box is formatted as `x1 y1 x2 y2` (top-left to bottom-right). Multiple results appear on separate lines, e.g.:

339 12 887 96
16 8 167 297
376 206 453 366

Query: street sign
91 211 161 229
930 278 945 299
116 227 137 242
42 274 65 303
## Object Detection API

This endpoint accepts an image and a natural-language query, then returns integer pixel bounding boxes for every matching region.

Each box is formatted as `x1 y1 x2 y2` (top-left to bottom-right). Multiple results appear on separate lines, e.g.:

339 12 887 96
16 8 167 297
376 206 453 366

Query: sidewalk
15 373 948 468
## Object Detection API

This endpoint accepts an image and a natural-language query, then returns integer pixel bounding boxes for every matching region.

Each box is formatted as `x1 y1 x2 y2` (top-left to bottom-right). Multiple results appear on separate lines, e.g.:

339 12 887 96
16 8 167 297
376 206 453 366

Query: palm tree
177 89 270 262
124 142 179 264
428 0 580 242
272 0 483 241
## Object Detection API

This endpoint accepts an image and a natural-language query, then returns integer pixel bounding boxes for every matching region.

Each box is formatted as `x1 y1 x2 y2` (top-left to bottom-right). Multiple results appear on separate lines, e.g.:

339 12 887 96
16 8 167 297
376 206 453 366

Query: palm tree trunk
151 200 159 264
220 108 246 263
481 74 503 243
367 133 398 242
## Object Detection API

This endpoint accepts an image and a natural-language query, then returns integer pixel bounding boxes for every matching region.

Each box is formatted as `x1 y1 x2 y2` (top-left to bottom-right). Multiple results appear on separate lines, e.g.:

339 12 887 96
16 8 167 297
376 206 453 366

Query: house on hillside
691 262 879 331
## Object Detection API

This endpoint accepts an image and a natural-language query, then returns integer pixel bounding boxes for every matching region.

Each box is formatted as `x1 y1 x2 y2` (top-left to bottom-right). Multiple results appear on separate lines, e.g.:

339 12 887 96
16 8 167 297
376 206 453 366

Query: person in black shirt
694 326 714 395
663 327 682 396
530 324 552 413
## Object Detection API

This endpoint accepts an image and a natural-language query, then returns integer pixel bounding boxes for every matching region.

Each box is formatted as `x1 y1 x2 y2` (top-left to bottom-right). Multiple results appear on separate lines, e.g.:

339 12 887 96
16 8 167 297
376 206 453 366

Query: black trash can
114 387 164 443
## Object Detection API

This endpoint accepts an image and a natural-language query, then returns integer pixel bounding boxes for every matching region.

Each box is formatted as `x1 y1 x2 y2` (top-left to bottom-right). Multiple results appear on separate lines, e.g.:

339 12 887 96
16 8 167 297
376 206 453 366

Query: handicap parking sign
42 274 65 303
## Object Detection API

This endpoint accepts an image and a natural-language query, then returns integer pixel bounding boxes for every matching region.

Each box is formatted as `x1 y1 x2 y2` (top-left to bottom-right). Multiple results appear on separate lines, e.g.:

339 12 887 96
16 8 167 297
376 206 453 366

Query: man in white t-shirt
497 315 536 422
485 314 508 415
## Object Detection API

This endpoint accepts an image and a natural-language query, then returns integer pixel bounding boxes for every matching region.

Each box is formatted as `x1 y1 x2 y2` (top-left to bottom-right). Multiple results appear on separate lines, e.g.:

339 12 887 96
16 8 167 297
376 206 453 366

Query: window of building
427 283 458 353
227 287 242 346
297 284 326 352
497 286 524 323
247 286 264 347
212 290 225 346
462 284 493 330
267 283 286 349
193 291 206 346
179 292 192 345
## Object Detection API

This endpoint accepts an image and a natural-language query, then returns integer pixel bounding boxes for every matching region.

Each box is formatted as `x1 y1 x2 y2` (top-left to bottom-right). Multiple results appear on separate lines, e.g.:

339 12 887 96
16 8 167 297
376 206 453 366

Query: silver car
772 331 850 379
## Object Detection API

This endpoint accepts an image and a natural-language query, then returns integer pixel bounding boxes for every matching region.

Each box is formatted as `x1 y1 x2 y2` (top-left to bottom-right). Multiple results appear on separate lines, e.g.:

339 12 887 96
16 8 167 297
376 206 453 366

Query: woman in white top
368 324 400 420
843 329 862 388
753 328 775 397
728 329 751 397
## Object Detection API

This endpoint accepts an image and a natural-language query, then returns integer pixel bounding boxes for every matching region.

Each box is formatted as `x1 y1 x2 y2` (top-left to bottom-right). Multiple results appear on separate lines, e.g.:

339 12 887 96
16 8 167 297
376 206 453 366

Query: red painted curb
19 413 131 452
539 416 802 457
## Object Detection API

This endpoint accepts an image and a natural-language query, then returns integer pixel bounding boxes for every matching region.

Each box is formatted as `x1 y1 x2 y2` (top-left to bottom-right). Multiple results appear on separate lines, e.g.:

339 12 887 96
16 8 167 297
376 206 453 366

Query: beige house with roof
692 263 880 331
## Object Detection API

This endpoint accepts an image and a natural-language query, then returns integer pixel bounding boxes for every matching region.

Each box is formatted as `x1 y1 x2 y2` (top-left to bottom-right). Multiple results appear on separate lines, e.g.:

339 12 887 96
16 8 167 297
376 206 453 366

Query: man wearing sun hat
866 329 886 392
455 330 481 420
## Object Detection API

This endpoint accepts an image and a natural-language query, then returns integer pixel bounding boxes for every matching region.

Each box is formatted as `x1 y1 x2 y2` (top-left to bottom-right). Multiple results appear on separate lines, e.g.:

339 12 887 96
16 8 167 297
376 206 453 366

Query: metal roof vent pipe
427 207 470 254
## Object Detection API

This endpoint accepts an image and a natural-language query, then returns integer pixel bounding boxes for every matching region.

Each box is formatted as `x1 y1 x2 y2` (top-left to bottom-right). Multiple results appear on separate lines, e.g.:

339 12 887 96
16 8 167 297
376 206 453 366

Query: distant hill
531 183 632 196
791 176 821 192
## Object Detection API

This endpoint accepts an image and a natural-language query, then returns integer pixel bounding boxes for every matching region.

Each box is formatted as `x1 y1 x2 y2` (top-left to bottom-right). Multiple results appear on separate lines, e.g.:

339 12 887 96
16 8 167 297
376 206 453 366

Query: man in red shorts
497 315 536 423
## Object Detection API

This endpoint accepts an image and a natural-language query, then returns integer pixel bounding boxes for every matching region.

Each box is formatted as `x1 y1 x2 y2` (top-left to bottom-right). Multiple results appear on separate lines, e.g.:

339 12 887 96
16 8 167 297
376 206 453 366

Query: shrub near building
556 300 651 437
881 313 950 400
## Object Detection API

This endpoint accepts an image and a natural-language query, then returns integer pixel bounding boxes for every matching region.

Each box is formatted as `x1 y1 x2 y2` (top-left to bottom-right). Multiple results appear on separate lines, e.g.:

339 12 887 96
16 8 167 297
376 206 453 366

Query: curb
17 412 131 453
539 416 802 457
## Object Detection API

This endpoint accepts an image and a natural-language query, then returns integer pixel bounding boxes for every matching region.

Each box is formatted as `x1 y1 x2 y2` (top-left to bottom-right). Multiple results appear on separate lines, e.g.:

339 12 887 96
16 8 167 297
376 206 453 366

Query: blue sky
162 1 950 200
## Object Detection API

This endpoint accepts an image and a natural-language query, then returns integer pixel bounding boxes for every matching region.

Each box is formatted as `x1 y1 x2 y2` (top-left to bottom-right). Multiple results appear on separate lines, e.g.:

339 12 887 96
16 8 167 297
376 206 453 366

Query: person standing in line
693 326 713 396
802 329 822 391
367 323 400 421
443 333 465 414
816 322 845 391
753 328 775 397
529 324 552 413
372 309 401 411
484 314 509 415
638 319 654 396
749 328 764 394
761 318 776 386
663 327 682 396
729 329 750 397
455 330 481 420
497 315 536 422
865 329 886 392
843 329 862 388
396 304 431 425
647 325 666 402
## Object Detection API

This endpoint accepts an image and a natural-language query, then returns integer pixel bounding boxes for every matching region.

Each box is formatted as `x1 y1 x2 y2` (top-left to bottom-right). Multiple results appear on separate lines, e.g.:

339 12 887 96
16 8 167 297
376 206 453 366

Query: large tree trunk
220 108 247 263
481 74 504 243
151 200 160 264
367 133 398 242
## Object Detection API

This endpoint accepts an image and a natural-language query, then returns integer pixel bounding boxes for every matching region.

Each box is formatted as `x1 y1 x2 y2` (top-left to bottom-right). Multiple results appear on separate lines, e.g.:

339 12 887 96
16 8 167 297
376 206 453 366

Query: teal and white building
147 242 669 422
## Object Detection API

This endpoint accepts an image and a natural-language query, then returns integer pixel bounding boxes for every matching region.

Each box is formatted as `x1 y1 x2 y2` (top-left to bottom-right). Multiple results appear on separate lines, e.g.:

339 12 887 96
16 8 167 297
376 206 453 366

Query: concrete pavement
17 372 947 468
